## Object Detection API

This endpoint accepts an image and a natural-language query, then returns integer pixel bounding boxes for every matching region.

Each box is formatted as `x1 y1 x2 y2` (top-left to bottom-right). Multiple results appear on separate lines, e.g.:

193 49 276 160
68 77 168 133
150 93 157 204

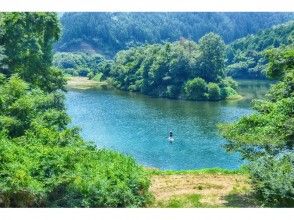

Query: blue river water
65 80 271 170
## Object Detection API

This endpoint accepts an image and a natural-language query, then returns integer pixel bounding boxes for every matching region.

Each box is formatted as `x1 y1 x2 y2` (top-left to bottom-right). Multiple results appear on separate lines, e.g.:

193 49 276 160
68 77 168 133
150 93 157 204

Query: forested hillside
55 12 294 57
226 21 294 79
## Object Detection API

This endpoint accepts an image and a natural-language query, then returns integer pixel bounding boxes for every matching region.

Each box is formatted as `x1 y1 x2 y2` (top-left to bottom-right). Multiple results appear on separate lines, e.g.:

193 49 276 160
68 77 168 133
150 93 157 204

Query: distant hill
226 20 294 79
55 12 294 57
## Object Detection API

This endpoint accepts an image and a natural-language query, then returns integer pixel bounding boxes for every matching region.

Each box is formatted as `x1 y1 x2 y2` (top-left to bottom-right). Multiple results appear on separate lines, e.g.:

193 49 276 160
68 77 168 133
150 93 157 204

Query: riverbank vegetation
108 33 238 101
0 12 151 208
219 46 294 207
53 14 294 83
53 52 112 79
66 76 110 90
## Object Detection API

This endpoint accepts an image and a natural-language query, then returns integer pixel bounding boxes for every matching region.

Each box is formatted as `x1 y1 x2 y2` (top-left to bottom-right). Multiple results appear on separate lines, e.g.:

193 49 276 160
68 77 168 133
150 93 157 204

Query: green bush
0 136 151 207
220 77 238 90
250 154 294 207
207 83 221 101
220 87 238 99
64 68 79 77
92 72 103 82
184 77 207 100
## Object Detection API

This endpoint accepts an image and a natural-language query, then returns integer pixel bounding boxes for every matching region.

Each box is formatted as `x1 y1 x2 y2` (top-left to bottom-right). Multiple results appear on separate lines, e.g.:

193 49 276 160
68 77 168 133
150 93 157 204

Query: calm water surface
65 80 271 170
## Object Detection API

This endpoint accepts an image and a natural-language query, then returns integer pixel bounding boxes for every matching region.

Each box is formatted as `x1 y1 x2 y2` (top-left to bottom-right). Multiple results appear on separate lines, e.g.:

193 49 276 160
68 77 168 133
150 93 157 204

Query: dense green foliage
0 75 83 146
227 21 294 79
0 12 151 207
219 47 294 207
53 52 112 79
0 136 150 208
110 33 238 100
0 13 65 92
56 12 294 57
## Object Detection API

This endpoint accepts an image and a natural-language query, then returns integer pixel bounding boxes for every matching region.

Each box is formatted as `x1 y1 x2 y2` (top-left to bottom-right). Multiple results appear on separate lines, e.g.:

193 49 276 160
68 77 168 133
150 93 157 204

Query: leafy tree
207 83 221 101
0 75 82 147
53 52 111 78
0 12 65 92
219 46 294 207
198 33 226 82
184 77 207 100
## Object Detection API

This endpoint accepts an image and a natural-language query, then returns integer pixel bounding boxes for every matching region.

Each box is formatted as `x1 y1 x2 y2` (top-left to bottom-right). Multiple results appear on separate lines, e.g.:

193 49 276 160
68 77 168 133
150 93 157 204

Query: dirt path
150 173 259 207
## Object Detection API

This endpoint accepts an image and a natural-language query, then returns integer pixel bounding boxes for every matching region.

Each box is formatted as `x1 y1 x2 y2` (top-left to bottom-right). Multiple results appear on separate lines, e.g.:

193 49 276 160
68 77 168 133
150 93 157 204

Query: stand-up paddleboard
168 137 174 143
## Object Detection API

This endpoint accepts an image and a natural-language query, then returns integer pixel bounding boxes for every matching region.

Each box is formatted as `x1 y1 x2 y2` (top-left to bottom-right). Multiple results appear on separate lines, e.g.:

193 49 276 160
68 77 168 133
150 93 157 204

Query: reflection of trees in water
237 80 272 99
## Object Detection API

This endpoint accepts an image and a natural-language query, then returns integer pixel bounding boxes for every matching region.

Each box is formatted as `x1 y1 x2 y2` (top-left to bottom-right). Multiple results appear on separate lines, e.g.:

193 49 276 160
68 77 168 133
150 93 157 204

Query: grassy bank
66 76 109 90
147 167 260 208
146 167 248 175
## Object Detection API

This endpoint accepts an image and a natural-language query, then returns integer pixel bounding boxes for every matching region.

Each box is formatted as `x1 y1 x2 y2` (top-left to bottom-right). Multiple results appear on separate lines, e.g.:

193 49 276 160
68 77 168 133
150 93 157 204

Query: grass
155 194 203 208
148 167 260 208
146 167 249 175
66 76 109 90
226 94 243 101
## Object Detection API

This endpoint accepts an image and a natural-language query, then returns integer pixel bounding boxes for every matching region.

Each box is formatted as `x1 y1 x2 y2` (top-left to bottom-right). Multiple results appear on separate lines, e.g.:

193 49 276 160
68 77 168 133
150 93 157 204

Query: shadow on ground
222 193 260 208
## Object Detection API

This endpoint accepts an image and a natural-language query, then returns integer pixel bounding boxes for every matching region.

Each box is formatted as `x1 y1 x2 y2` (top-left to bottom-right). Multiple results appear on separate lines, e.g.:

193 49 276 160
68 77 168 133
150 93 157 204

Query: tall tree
0 12 65 92
198 33 226 82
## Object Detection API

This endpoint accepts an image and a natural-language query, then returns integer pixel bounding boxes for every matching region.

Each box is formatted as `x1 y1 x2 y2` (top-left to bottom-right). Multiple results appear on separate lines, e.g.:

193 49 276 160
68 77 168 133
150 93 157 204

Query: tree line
53 18 294 83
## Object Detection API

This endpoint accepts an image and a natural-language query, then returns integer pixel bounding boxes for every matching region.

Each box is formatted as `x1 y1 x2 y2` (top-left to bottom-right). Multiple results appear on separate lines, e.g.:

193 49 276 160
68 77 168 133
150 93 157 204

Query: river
65 80 271 170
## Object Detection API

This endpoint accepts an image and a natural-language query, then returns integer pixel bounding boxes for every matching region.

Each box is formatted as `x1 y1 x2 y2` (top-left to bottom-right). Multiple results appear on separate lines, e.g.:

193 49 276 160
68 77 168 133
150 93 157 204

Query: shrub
64 68 79 77
0 137 151 207
207 83 221 101
220 77 238 90
92 72 103 82
250 154 294 207
184 77 207 100
220 86 238 99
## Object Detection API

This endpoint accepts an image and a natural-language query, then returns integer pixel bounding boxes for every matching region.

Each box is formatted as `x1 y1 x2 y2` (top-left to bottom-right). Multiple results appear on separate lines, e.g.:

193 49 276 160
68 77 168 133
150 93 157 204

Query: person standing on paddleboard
169 130 174 143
